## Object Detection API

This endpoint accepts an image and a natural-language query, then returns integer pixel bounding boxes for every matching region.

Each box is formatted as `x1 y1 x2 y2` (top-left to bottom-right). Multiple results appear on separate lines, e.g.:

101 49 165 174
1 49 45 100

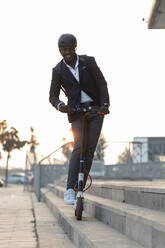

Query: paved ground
0 185 37 248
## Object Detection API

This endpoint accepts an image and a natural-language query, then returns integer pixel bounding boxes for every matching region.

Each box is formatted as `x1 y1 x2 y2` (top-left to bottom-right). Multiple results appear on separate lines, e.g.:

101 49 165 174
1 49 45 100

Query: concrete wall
105 162 165 180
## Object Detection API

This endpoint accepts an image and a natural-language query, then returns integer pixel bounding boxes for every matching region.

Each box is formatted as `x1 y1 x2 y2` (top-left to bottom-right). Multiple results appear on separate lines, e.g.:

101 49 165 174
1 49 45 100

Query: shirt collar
63 55 79 70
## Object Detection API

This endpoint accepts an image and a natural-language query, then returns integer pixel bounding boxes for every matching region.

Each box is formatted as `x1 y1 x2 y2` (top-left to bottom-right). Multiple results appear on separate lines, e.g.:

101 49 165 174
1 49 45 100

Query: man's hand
99 105 110 115
59 104 70 113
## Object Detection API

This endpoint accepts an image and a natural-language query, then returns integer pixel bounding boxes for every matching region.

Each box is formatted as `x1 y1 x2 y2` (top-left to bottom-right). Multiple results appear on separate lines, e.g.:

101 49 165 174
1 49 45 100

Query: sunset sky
0 0 164 168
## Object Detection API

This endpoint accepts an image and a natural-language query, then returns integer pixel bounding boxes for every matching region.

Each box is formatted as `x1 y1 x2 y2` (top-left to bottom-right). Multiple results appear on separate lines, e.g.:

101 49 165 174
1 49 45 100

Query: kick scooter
72 105 104 220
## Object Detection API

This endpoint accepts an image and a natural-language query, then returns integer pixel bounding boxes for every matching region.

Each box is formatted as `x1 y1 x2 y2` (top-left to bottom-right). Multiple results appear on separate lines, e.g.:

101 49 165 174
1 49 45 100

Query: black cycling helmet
58 33 77 48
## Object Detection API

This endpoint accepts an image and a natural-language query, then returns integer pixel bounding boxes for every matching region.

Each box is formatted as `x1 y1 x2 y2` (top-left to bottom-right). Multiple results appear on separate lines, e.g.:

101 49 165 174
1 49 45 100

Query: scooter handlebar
69 105 105 115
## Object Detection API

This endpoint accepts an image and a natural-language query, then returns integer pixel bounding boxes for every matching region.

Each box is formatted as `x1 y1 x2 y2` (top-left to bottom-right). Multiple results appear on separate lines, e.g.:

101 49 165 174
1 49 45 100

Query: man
49 34 110 205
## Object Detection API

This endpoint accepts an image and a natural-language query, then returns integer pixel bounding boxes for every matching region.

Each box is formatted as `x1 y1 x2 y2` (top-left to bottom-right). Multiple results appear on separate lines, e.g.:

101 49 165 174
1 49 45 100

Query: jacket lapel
62 61 79 84
79 56 88 83
78 63 83 83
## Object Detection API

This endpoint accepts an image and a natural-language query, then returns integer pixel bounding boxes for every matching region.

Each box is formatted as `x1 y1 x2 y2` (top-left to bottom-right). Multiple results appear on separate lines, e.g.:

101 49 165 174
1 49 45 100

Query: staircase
39 180 165 248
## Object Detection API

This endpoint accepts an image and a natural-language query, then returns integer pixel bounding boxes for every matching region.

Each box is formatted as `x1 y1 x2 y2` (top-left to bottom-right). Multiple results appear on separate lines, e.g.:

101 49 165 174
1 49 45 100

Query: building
148 0 165 28
133 137 165 163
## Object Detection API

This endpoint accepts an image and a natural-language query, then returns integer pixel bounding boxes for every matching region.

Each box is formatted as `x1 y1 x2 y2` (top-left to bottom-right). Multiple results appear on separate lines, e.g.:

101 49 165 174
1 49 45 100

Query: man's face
59 45 76 63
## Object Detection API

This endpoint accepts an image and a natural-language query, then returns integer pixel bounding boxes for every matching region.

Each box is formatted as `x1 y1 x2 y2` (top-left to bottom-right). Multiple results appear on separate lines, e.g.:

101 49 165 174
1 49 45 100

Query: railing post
34 162 41 201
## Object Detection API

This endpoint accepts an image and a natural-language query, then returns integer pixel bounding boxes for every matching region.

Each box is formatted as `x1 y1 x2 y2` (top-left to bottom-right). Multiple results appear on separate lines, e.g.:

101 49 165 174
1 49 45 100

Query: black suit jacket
49 55 110 122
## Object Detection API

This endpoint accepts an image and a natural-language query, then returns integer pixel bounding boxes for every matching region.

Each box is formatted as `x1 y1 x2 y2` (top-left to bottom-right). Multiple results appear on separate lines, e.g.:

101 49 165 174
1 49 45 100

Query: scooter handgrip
97 112 104 116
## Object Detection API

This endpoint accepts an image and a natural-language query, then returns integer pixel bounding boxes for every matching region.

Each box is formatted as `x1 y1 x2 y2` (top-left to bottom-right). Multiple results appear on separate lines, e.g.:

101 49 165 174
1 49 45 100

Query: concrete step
40 187 144 248
32 193 75 248
50 184 165 248
87 180 165 212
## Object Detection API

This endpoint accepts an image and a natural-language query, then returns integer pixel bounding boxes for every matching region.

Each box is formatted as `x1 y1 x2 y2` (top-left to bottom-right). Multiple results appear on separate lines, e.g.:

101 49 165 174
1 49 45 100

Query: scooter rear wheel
76 197 83 221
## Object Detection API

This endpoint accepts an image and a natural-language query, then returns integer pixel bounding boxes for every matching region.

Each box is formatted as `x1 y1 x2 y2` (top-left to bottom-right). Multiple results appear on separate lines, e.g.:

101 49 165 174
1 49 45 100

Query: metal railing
24 140 165 199
25 142 72 200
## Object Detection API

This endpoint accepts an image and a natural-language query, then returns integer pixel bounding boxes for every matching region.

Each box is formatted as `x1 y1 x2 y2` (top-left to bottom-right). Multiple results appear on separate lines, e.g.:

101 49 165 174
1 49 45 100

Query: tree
94 133 107 161
27 127 39 164
0 120 27 186
0 120 7 145
117 147 133 164
61 141 74 160
28 127 39 153
0 120 7 164
61 133 107 161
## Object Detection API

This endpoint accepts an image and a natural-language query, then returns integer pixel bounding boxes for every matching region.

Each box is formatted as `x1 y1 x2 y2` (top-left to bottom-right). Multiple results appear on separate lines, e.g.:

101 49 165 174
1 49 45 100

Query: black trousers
67 112 104 189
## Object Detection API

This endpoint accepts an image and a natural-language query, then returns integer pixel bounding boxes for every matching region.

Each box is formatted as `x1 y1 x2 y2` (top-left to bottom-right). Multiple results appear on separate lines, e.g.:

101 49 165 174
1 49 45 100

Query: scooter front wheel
76 197 83 220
